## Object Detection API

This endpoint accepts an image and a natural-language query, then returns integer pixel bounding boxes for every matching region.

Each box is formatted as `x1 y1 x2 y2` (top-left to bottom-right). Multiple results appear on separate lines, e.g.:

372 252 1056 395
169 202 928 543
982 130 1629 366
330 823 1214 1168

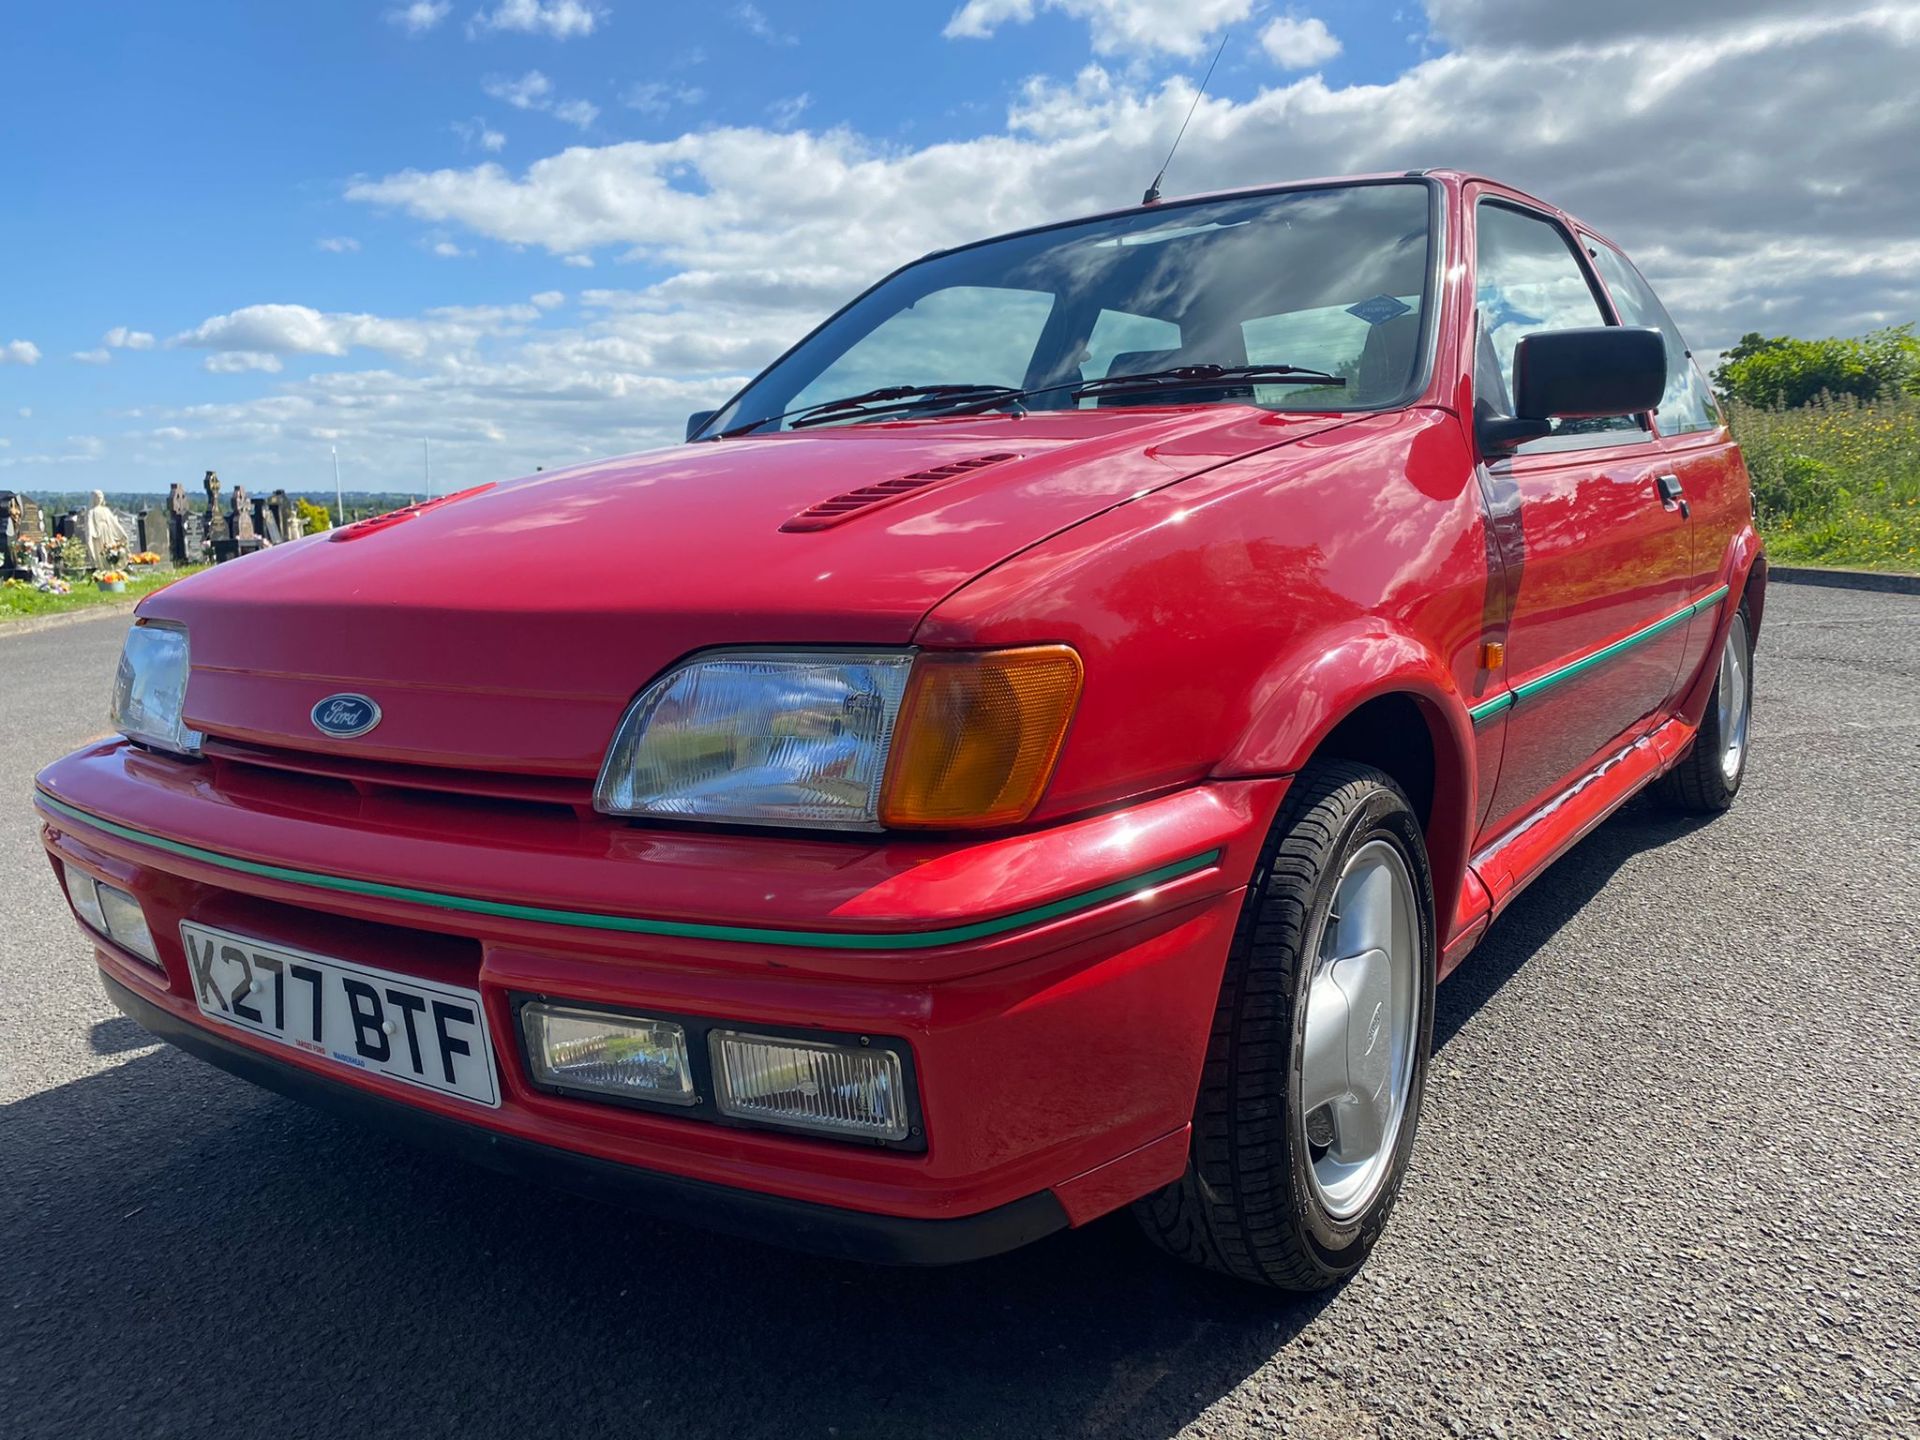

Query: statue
81 490 131 569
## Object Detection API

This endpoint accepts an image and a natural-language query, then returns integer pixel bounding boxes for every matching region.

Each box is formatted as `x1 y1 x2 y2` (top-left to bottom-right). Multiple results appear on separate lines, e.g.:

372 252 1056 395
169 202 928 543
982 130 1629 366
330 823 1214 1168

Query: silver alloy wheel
1297 838 1420 1220
1718 611 1751 784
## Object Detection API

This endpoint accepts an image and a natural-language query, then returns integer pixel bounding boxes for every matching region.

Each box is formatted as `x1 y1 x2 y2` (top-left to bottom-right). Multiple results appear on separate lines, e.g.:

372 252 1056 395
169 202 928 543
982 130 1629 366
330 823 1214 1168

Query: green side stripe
33 792 1221 952
1470 584 1729 726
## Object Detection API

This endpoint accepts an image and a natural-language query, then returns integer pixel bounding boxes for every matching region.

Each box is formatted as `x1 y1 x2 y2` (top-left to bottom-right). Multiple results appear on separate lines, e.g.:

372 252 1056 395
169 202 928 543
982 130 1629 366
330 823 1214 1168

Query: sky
3 0 1917 495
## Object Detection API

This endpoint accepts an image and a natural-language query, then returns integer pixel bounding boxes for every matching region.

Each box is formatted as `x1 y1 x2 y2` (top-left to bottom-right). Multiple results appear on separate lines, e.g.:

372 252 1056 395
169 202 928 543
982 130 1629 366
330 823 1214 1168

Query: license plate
180 922 500 1107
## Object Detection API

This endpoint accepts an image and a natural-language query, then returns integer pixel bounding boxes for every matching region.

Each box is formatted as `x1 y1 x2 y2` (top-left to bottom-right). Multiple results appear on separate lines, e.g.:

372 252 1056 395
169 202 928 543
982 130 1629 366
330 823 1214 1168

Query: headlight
594 646 1082 830
111 622 203 757
594 651 914 829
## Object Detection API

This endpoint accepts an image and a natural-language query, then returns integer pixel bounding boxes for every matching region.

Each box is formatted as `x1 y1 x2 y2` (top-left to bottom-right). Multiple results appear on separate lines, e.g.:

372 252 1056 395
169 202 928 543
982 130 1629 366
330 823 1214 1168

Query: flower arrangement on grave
95 569 129 592
129 551 162 566
56 535 88 575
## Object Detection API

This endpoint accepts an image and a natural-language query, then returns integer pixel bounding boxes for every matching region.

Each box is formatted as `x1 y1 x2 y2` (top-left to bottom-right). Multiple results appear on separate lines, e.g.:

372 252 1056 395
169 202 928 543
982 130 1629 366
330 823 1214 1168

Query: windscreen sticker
1346 294 1413 325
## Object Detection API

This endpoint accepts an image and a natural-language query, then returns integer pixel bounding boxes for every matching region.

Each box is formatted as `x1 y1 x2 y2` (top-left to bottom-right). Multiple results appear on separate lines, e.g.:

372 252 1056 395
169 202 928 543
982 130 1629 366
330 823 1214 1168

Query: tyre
1135 760 1436 1290
1656 602 1753 814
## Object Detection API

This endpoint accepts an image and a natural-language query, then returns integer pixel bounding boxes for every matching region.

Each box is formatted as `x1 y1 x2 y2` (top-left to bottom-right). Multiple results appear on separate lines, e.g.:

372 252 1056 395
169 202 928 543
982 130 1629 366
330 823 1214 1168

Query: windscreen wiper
715 383 1023 438
1071 363 1347 401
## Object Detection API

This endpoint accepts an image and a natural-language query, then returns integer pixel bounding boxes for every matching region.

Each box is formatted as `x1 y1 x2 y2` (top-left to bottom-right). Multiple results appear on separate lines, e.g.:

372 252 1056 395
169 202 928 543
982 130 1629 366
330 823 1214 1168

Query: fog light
63 864 107 932
522 1003 695 1106
95 883 160 967
710 1031 910 1142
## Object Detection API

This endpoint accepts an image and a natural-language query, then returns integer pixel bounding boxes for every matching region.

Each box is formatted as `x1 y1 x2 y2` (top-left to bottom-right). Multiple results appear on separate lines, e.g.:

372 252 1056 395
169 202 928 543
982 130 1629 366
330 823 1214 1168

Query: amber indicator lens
880 646 1083 828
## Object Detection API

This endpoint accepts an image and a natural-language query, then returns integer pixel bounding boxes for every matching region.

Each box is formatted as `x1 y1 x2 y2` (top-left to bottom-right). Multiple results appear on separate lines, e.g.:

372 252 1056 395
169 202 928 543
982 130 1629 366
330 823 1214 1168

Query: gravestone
229 484 261 559
251 495 283 546
136 507 166 557
181 511 207 564
204 471 234 561
166 483 191 564
267 489 292 544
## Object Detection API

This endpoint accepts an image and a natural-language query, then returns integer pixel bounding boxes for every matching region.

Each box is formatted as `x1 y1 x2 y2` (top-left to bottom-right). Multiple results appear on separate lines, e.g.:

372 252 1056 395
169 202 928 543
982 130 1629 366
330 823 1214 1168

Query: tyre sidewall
1283 785 1437 1266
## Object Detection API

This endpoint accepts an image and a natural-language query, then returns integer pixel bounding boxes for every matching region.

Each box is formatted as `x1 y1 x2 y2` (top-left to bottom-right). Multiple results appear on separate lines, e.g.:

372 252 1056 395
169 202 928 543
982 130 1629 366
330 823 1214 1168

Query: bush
294 497 332 533
1714 325 1919 410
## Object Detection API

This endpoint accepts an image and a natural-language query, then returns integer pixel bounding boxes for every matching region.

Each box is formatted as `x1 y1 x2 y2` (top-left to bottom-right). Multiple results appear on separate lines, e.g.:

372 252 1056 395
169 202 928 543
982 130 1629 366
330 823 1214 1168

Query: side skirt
1439 712 1699 978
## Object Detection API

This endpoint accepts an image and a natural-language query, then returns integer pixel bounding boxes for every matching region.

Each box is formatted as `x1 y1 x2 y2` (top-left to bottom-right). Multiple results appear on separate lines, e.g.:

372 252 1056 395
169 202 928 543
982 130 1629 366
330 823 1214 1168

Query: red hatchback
38 171 1763 1289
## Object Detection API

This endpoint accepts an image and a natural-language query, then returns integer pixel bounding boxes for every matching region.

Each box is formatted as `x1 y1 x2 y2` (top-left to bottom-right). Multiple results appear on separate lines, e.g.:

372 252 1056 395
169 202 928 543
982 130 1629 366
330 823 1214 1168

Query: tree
293 497 332 533
1712 324 1919 409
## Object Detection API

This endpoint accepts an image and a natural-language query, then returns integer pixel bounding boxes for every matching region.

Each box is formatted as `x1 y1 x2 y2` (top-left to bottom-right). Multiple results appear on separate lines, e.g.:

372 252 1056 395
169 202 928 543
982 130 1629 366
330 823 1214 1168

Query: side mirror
1480 326 1665 450
685 409 717 443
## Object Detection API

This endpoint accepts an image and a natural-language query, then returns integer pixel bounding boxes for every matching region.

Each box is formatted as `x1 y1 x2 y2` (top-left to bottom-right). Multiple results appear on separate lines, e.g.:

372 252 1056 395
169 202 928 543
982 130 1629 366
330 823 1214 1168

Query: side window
1474 202 1639 438
1081 308 1181 381
1584 239 1720 436
787 286 1055 420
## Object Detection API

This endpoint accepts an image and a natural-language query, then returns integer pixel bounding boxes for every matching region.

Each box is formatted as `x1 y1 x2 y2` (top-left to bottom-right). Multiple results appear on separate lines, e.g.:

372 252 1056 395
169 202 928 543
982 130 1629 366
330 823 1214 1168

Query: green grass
0 566 208 624
1732 392 1920 572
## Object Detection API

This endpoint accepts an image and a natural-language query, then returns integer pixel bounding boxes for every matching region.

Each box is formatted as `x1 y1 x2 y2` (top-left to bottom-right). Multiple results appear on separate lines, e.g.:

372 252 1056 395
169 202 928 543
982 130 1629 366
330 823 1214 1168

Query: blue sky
3 0 1915 494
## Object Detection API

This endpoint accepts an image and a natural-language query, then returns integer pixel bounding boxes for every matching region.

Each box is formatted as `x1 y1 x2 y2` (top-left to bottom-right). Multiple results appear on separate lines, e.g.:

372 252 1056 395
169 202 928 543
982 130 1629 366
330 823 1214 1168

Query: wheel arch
1216 623 1477 944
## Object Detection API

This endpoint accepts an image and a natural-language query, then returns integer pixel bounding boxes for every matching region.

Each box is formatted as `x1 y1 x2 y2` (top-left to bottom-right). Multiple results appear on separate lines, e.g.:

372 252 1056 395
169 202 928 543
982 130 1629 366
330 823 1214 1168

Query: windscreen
703 181 1436 434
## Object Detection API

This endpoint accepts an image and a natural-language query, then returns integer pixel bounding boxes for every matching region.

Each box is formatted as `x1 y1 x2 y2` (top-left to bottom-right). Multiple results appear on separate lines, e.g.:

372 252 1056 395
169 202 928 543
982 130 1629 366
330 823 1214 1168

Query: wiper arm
787 384 1028 430
715 384 1022 438
1071 363 1347 400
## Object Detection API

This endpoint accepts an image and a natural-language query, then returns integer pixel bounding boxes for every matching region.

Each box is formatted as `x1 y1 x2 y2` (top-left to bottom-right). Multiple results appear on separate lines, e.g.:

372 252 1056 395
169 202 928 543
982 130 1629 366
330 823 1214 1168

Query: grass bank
1733 392 1920 572
1 566 207 626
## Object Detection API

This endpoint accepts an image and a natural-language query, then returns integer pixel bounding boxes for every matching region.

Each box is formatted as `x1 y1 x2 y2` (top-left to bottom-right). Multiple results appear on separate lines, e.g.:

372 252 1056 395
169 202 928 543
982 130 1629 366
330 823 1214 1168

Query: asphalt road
2 583 1916 1440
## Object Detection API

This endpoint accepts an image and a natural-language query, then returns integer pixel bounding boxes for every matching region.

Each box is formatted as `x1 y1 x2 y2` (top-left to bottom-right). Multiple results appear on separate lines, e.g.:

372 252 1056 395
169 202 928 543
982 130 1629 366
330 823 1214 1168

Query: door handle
1656 473 1689 518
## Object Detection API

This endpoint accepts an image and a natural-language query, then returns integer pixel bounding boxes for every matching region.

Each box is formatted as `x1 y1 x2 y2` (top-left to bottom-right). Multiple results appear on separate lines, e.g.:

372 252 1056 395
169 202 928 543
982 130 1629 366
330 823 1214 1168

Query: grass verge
1 566 208 625
1733 392 1920 572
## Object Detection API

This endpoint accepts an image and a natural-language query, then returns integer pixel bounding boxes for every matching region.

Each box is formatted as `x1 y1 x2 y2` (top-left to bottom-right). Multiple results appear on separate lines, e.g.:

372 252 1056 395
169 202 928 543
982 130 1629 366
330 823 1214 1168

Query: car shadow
3 798 1710 1440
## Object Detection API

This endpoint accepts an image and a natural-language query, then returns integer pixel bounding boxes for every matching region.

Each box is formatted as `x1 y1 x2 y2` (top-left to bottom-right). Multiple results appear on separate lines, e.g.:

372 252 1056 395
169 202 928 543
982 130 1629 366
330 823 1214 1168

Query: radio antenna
1142 32 1229 205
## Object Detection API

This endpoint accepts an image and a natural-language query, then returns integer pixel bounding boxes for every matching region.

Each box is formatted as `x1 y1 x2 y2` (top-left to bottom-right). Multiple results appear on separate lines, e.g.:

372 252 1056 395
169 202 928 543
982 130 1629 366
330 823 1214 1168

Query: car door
1469 195 1693 847
1582 233 1742 704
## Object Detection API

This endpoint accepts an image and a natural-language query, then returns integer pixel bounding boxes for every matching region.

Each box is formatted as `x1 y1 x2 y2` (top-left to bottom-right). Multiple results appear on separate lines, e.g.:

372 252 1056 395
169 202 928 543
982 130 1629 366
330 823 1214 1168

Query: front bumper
38 741 1285 1256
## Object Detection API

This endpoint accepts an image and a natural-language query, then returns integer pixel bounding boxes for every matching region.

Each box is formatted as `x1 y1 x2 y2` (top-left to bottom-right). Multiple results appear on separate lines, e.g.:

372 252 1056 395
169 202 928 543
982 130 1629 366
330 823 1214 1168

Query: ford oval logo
311 693 382 739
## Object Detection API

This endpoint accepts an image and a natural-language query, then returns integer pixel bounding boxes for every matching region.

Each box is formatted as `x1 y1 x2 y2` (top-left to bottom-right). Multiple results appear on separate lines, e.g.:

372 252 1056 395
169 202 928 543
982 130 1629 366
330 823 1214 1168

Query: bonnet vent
781 454 1021 533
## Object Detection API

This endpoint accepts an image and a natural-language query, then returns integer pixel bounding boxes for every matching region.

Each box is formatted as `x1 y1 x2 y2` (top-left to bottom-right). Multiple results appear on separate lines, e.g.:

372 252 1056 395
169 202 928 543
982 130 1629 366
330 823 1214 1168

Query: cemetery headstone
167 482 191 565
181 511 207 564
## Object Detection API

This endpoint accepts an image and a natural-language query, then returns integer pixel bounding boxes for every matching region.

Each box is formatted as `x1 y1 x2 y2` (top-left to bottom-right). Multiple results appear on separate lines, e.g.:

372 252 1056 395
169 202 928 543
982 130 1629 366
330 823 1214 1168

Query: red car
38 171 1762 1289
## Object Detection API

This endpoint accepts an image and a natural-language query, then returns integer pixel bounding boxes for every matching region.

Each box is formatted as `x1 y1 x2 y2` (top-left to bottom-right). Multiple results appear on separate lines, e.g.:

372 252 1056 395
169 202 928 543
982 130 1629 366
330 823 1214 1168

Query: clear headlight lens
111 622 203 756
594 651 915 829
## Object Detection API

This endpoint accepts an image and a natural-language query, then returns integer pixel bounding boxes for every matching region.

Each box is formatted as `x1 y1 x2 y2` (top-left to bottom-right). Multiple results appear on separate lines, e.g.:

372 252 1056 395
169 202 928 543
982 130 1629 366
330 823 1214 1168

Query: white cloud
469 0 601 39
73 348 112 365
1 340 40 365
316 236 362 253
173 301 539 360
731 3 796 45
1260 14 1341 68
483 69 594 127
350 1 1920 351
530 290 566 308
386 1 451 34
767 93 811 127
562 253 595 267
453 117 509 152
104 326 156 349
944 0 1251 56
431 240 474 257
484 70 553 110
204 352 286 374
623 81 705 117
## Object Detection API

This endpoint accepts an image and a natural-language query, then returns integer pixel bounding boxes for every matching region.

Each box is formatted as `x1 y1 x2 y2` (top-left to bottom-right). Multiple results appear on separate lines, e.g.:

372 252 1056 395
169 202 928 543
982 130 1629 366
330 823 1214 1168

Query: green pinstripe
1469 585 1730 727
34 791 1220 951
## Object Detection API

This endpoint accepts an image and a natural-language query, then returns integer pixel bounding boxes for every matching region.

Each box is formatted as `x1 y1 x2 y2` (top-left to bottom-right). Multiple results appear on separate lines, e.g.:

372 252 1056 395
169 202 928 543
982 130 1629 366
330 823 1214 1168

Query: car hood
149 408 1354 776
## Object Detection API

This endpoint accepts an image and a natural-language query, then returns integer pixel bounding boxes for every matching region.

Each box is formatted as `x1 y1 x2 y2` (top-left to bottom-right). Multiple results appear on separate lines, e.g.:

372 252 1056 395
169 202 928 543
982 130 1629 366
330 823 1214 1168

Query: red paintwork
36 170 1763 1241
